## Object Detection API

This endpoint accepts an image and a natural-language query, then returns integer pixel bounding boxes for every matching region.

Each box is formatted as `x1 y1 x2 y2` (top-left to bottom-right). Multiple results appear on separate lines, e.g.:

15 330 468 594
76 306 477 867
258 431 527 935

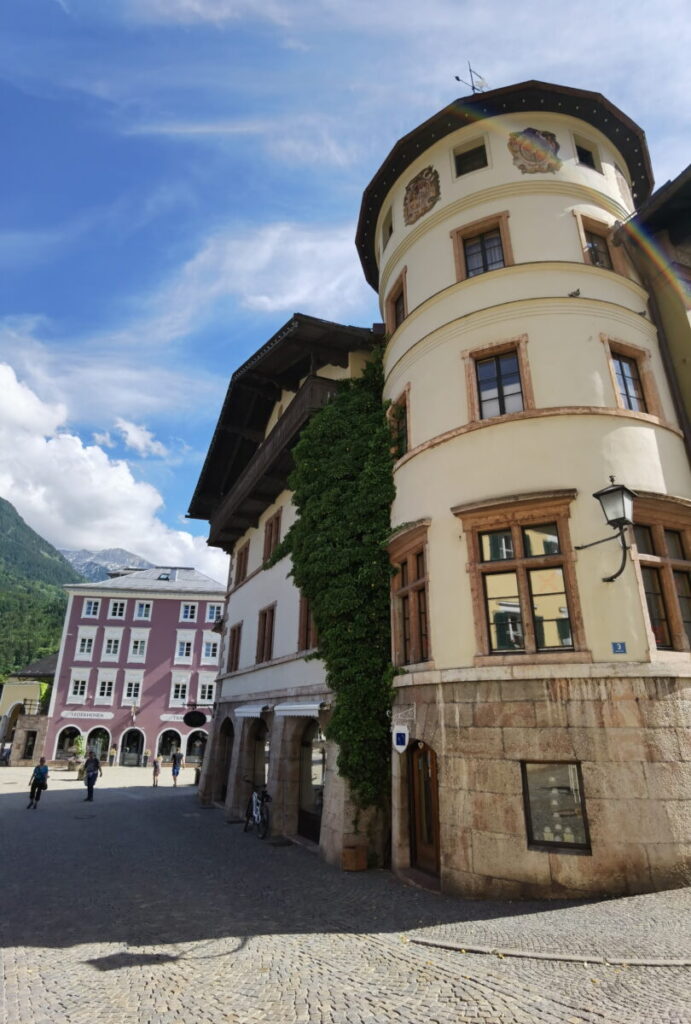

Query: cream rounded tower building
356 81 691 897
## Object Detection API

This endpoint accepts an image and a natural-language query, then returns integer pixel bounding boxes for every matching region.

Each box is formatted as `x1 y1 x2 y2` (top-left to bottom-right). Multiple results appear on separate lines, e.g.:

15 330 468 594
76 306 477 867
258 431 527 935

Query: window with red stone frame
633 496 691 652
263 509 282 562
389 523 431 667
234 542 249 586
297 594 318 652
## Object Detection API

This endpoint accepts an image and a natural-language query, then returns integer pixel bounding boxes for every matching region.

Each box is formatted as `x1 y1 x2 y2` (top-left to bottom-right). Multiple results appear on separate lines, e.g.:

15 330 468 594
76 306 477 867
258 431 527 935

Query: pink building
44 567 225 766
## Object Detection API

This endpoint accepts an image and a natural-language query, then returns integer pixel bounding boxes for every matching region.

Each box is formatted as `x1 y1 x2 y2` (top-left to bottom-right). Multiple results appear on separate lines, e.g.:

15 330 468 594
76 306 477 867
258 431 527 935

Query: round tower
357 81 691 897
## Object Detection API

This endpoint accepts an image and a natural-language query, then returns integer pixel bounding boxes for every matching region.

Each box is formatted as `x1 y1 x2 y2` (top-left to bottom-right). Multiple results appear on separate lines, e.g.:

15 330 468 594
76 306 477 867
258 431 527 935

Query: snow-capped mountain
58 547 153 582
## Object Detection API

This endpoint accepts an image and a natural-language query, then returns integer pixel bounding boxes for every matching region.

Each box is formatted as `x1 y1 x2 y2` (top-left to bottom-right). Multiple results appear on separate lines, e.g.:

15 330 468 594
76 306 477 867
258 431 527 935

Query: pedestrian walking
152 756 161 787
83 751 103 802
171 750 184 787
108 745 117 766
27 757 49 809
143 748 151 768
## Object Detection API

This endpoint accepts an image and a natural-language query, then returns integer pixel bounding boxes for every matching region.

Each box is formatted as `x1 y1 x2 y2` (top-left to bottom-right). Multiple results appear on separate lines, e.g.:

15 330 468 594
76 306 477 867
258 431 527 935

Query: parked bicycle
243 781 271 839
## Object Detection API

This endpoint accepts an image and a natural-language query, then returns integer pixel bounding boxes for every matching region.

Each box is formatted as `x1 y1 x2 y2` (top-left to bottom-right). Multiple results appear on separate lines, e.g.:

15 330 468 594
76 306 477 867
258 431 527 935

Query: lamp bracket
574 533 619 551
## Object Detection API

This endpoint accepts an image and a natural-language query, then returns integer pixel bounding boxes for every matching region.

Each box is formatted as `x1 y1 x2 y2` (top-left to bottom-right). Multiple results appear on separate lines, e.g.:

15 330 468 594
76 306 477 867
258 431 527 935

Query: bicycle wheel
243 797 254 832
257 803 270 839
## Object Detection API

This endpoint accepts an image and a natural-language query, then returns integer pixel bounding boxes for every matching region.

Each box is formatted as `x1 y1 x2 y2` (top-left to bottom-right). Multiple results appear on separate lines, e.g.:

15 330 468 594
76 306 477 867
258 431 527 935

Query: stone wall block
569 727 645 762
473 701 536 728
440 755 475 791
587 797 673 845
501 679 548 702
638 695 691 728
474 758 523 795
468 791 524 835
677 727 691 761
440 824 472 873
644 728 682 762
502 726 574 760
549 842 652 895
446 727 504 758
471 831 552 885
440 703 474 729
643 762 691 800
566 701 605 728
601 700 644 728
442 867 534 900
664 799 691 842
582 762 647 799
646 843 691 889
534 699 569 728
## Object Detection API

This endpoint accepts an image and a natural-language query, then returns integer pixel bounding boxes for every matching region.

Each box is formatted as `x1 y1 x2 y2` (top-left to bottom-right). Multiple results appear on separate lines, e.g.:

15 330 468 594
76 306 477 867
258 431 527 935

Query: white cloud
115 418 168 457
0 364 228 583
92 431 115 448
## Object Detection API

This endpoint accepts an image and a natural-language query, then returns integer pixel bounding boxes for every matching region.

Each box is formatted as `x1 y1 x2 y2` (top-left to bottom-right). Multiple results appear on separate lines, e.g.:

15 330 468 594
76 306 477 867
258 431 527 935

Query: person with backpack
83 751 103 802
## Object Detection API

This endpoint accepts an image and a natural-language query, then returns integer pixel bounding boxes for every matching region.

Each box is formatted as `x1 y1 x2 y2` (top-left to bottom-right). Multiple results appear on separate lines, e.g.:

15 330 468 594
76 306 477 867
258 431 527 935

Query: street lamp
575 476 636 583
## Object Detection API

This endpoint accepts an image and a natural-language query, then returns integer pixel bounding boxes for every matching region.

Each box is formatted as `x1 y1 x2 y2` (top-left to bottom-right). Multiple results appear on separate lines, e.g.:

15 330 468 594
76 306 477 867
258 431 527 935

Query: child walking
152 756 161 787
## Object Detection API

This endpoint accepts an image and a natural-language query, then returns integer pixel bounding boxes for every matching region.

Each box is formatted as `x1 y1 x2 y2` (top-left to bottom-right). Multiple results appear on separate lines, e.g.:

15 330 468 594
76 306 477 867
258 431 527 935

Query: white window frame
197 674 216 705
122 671 143 706
108 599 127 620
180 602 198 622
83 598 100 618
101 628 123 662
95 675 116 706
206 603 223 624
170 673 190 707
128 628 150 663
175 630 195 664
135 601 152 621
75 627 97 661
69 672 88 704
201 631 219 665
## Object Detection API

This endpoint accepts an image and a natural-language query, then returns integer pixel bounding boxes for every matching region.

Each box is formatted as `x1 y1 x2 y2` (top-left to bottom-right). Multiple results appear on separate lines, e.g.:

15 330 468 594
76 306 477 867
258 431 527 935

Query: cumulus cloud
115 418 168 457
0 364 228 583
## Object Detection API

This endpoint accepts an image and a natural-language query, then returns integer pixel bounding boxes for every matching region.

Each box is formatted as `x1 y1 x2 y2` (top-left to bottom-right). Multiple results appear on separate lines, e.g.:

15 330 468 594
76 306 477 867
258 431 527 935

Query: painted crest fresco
508 128 562 174
403 166 441 225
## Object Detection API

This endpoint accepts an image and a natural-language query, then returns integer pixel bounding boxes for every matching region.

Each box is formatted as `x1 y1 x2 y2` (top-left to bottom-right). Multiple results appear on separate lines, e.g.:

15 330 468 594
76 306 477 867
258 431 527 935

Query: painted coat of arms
403 166 441 225
508 128 562 174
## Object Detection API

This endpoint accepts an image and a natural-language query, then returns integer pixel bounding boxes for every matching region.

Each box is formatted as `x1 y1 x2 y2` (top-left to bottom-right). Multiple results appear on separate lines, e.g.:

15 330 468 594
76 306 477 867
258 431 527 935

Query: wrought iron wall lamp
575 477 636 583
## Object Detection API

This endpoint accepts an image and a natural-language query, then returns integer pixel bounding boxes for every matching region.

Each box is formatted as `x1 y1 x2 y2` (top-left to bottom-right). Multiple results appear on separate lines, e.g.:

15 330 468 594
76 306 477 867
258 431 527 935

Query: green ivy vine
272 351 395 809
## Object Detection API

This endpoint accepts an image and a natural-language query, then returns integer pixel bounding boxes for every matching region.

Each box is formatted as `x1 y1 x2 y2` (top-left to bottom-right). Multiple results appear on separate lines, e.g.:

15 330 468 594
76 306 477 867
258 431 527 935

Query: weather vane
455 62 488 94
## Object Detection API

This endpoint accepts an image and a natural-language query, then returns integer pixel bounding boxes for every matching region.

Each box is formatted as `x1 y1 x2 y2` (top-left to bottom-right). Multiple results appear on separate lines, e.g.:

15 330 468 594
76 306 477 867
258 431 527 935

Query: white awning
273 701 330 718
233 703 272 719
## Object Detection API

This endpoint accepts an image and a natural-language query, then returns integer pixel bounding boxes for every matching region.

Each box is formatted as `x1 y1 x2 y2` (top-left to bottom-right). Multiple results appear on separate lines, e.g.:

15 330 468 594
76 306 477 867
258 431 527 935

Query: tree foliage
275 354 395 809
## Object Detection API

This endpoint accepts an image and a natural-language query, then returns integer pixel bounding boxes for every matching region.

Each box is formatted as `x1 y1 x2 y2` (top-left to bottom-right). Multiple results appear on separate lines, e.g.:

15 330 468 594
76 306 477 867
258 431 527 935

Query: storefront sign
392 724 409 753
60 711 114 720
160 714 185 722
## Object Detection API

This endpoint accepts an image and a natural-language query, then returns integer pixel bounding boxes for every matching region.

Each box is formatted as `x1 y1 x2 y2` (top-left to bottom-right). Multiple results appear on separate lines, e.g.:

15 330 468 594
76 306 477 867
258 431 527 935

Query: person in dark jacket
27 757 49 809
83 751 103 802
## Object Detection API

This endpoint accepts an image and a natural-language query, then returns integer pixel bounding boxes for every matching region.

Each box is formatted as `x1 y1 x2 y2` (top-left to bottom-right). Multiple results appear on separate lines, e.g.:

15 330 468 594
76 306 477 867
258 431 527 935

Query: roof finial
454 62 488 94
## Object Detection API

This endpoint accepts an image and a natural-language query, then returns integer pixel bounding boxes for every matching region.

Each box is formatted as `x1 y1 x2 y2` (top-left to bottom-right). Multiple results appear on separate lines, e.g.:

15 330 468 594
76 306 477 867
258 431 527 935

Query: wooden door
409 742 440 876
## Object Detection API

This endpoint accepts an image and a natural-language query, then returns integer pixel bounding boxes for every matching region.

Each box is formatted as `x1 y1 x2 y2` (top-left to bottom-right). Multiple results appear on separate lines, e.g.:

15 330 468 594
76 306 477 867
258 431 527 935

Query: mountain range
59 547 153 582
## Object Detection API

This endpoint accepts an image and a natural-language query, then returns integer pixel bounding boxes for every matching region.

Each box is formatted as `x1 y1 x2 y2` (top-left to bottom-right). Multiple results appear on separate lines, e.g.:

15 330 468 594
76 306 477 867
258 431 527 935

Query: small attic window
382 208 393 250
574 134 602 173
454 141 488 178
158 572 171 581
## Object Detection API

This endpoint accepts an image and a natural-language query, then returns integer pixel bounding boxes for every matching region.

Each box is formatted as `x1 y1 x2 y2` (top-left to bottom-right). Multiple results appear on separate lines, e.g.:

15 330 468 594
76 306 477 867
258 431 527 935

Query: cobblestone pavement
1 767 689 1024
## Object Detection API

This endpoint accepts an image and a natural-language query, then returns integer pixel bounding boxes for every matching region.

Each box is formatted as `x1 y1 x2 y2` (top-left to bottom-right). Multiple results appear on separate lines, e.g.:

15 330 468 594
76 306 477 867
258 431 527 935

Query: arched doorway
213 718 234 802
158 729 181 761
56 726 81 760
4 703 23 747
120 728 144 766
247 719 269 787
186 730 207 765
87 727 110 761
298 719 326 843
408 741 440 876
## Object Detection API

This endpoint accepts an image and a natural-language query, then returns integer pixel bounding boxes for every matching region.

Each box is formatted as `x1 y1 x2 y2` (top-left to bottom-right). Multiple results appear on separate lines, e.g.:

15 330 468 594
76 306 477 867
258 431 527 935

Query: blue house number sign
611 641 627 654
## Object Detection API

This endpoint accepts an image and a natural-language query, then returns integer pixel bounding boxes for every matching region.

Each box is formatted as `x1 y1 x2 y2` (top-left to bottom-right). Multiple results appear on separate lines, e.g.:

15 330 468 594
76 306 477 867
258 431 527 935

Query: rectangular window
235 543 249 586
124 679 141 702
228 622 242 672
576 216 629 276
203 640 219 659
385 268 408 334
206 603 223 623
573 134 602 173
584 229 613 269
256 605 275 663
105 638 120 656
177 641 192 658
521 762 590 850
464 229 504 276
382 208 393 250
131 639 147 658
298 594 318 653
612 354 646 412
199 681 215 703
389 389 409 458
634 506 691 651
83 599 100 618
454 142 488 178
171 681 188 705
454 494 585 662
109 600 126 619
263 510 282 563
97 679 113 699
475 351 524 419
135 602 152 620
70 678 87 698
390 527 431 667
78 637 94 655
180 603 197 622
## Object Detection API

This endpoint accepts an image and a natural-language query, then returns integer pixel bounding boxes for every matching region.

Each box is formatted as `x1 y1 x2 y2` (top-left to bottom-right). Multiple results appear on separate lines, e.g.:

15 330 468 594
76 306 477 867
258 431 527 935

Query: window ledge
474 650 592 667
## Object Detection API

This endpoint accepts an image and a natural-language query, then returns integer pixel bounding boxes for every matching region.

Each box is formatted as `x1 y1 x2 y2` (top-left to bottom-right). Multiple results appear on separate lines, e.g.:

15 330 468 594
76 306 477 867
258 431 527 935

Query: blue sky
0 0 688 583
